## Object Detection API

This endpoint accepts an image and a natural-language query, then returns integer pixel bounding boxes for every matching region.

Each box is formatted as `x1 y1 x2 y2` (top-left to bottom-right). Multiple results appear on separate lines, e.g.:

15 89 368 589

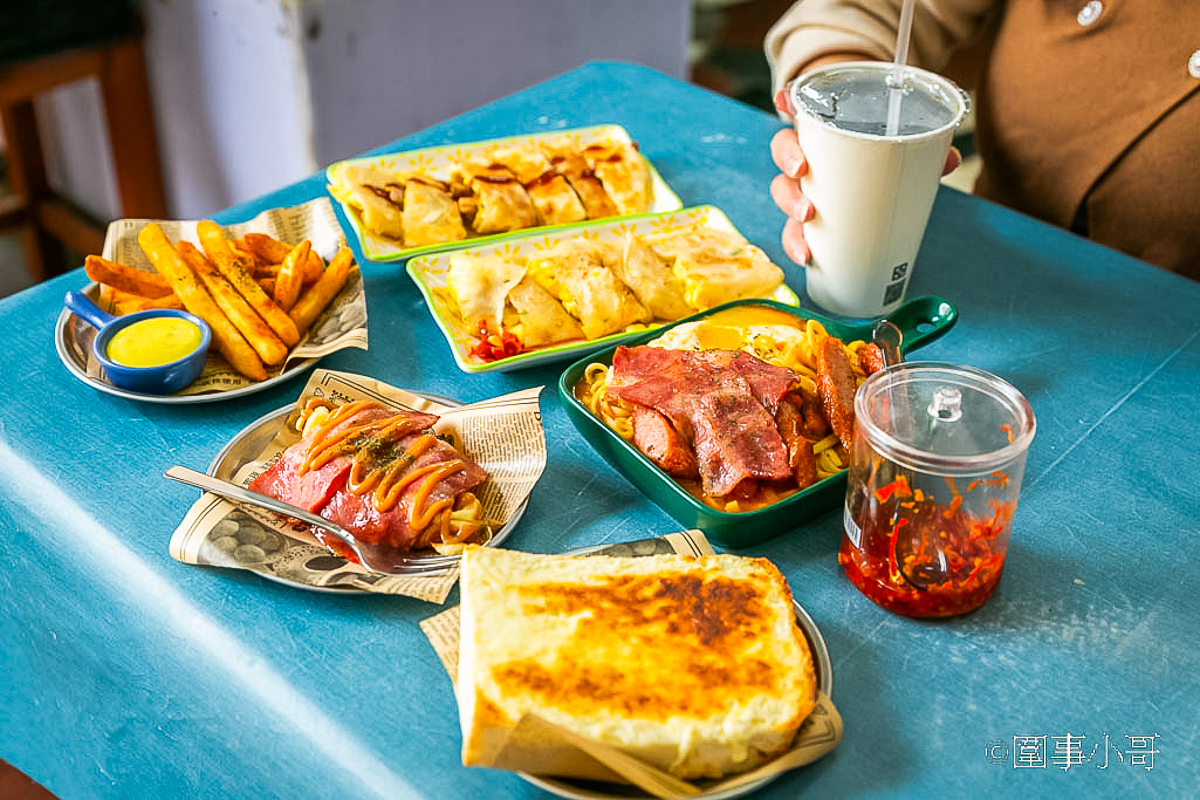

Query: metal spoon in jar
870 319 952 590
872 318 903 367
164 465 460 575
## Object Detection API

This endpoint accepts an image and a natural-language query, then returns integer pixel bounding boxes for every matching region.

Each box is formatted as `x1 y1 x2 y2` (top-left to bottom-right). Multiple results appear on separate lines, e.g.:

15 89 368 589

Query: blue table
2 62 1197 799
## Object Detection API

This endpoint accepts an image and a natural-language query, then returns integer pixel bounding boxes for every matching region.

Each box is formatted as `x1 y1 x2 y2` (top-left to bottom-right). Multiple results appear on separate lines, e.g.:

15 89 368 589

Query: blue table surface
2 62 1198 799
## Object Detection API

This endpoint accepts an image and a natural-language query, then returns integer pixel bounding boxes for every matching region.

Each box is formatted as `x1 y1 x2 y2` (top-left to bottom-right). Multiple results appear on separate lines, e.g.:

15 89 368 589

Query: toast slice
456 546 817 780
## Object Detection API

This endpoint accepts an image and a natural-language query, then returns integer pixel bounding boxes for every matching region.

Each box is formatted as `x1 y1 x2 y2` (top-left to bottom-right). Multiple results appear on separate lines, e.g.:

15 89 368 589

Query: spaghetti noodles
574 307 881 511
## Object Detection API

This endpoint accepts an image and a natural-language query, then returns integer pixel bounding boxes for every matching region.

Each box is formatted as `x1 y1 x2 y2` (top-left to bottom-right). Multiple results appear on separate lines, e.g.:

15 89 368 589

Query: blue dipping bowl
64 290 212 395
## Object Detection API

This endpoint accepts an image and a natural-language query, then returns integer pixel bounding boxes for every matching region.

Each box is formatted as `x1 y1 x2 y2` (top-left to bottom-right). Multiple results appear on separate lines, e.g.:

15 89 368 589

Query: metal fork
164 465 459 576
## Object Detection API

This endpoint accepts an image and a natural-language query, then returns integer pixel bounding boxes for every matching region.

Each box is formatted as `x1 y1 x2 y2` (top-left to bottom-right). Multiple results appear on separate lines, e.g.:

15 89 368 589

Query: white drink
790 62 967 318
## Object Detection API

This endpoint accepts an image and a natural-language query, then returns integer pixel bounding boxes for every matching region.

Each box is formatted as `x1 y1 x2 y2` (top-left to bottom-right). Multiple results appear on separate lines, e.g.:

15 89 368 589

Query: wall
36 0 692 222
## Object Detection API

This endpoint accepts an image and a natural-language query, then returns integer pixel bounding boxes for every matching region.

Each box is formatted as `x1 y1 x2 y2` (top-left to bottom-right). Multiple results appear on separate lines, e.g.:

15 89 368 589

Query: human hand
769 88 962 266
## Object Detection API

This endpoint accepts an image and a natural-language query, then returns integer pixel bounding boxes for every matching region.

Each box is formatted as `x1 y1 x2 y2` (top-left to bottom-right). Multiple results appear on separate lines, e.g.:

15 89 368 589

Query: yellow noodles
575 313 879 491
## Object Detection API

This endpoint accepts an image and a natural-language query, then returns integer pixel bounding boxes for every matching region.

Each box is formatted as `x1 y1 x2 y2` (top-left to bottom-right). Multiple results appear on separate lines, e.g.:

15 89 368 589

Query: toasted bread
456 546 816 780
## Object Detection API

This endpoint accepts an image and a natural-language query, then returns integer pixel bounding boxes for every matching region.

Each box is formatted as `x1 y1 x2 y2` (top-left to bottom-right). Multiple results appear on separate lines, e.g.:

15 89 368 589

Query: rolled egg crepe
330 164 405 240
485 143 587 226
607 232 693 320
645 227 785 310
582 140 653 216
447 251 583 349
447 252 527 330
538 139 619 220
526 239 649 340
458 161 539 234
502 278 585 347
402 177 467 247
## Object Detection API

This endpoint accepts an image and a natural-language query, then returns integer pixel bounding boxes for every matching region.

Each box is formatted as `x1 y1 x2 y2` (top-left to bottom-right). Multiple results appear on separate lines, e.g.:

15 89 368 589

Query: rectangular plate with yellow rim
326 124 683 263
405 205 801 374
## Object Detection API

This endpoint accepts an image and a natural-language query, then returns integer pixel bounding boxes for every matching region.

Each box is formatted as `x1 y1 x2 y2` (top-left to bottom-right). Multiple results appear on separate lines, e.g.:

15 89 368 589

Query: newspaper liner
169 369 546 602
85 197 368 396
420 531 842 797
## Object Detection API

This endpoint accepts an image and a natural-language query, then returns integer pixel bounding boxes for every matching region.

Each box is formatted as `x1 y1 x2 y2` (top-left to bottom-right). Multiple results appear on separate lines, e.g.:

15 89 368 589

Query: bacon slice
691 390 791 497
250 405 427 512
318 434 487 550
609 345 794 497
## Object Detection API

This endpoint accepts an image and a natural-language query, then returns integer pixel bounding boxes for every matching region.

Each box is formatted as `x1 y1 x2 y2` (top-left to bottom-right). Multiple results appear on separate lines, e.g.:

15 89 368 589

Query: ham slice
609 346 795 497
318 432 487 550
249 403 486 551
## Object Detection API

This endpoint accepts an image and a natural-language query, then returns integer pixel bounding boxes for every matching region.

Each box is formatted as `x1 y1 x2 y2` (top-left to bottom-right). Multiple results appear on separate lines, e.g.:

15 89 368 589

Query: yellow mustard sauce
106 317 203 368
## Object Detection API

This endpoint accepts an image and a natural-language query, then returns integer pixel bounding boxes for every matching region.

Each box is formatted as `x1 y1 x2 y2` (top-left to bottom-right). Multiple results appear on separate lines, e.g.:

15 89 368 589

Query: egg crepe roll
502 277 585 347
583 140 653 216
447 252 527 331
539 140 619 220
607 232 693 320
527 240 649 340
484 143 587 226
457 161 539 234
330 164 405 240
402 177 467 247
645 228 785 310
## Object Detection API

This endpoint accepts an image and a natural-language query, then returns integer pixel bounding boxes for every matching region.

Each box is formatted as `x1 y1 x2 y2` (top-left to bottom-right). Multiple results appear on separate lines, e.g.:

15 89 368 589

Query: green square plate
557 295 958 548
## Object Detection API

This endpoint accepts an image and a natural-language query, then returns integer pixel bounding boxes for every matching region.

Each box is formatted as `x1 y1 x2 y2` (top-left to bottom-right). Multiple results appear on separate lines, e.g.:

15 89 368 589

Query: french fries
137 223 268 382
176 241 289 366
196 220 301 348
273 239 310 313
290 246 354 336
102 285 184 314
85 255 173 298
80 221 356 386
239 232 324 282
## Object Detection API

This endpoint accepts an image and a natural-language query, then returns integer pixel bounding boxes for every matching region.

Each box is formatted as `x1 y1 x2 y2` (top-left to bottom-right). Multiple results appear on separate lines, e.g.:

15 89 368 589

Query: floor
0 762 55 800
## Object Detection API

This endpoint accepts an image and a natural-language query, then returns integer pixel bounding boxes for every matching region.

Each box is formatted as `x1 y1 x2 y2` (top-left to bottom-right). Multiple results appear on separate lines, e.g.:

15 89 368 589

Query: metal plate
55 283 318 404
207 394 525 591
518 597 833 799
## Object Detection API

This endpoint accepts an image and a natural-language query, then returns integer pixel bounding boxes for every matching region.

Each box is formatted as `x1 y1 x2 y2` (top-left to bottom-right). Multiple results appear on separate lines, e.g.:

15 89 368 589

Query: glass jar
840 362 1036 617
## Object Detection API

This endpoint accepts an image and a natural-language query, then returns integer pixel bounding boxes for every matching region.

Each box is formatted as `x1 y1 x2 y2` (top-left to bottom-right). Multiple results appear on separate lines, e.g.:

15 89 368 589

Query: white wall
38 0 692 222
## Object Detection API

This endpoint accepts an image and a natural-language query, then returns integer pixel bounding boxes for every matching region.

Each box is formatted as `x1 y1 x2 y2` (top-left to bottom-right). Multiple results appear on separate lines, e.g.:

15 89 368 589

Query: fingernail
792 196 812 221
781 153 802 178
785 239 811 266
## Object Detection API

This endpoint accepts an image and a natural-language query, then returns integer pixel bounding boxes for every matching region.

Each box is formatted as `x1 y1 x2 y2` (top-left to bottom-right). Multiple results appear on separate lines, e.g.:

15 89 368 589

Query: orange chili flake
944 494 963 517
875 475 912 503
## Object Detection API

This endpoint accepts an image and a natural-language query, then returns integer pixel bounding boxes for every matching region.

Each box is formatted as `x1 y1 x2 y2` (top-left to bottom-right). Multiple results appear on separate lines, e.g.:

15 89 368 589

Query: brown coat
766 0 1200 279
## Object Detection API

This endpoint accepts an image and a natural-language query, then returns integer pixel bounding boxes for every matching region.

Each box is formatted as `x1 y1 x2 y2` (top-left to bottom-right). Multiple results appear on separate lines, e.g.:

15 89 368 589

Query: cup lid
855 361 1036 475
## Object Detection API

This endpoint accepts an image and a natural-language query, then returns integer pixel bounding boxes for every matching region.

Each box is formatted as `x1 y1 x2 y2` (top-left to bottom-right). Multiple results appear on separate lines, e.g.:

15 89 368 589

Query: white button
1077 1 1102 26
1190 50 1200 79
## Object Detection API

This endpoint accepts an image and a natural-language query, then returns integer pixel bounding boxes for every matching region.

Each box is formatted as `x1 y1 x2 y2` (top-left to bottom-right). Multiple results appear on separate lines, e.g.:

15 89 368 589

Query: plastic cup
790 62 969 319
839 362 1036 617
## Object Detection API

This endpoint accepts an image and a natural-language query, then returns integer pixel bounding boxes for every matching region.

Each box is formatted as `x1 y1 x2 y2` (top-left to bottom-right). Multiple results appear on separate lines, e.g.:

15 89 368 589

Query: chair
0 1 166 281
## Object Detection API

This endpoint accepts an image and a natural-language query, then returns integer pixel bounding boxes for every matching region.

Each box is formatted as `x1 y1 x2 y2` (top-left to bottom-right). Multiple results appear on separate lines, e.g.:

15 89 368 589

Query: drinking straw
885 0 918 136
